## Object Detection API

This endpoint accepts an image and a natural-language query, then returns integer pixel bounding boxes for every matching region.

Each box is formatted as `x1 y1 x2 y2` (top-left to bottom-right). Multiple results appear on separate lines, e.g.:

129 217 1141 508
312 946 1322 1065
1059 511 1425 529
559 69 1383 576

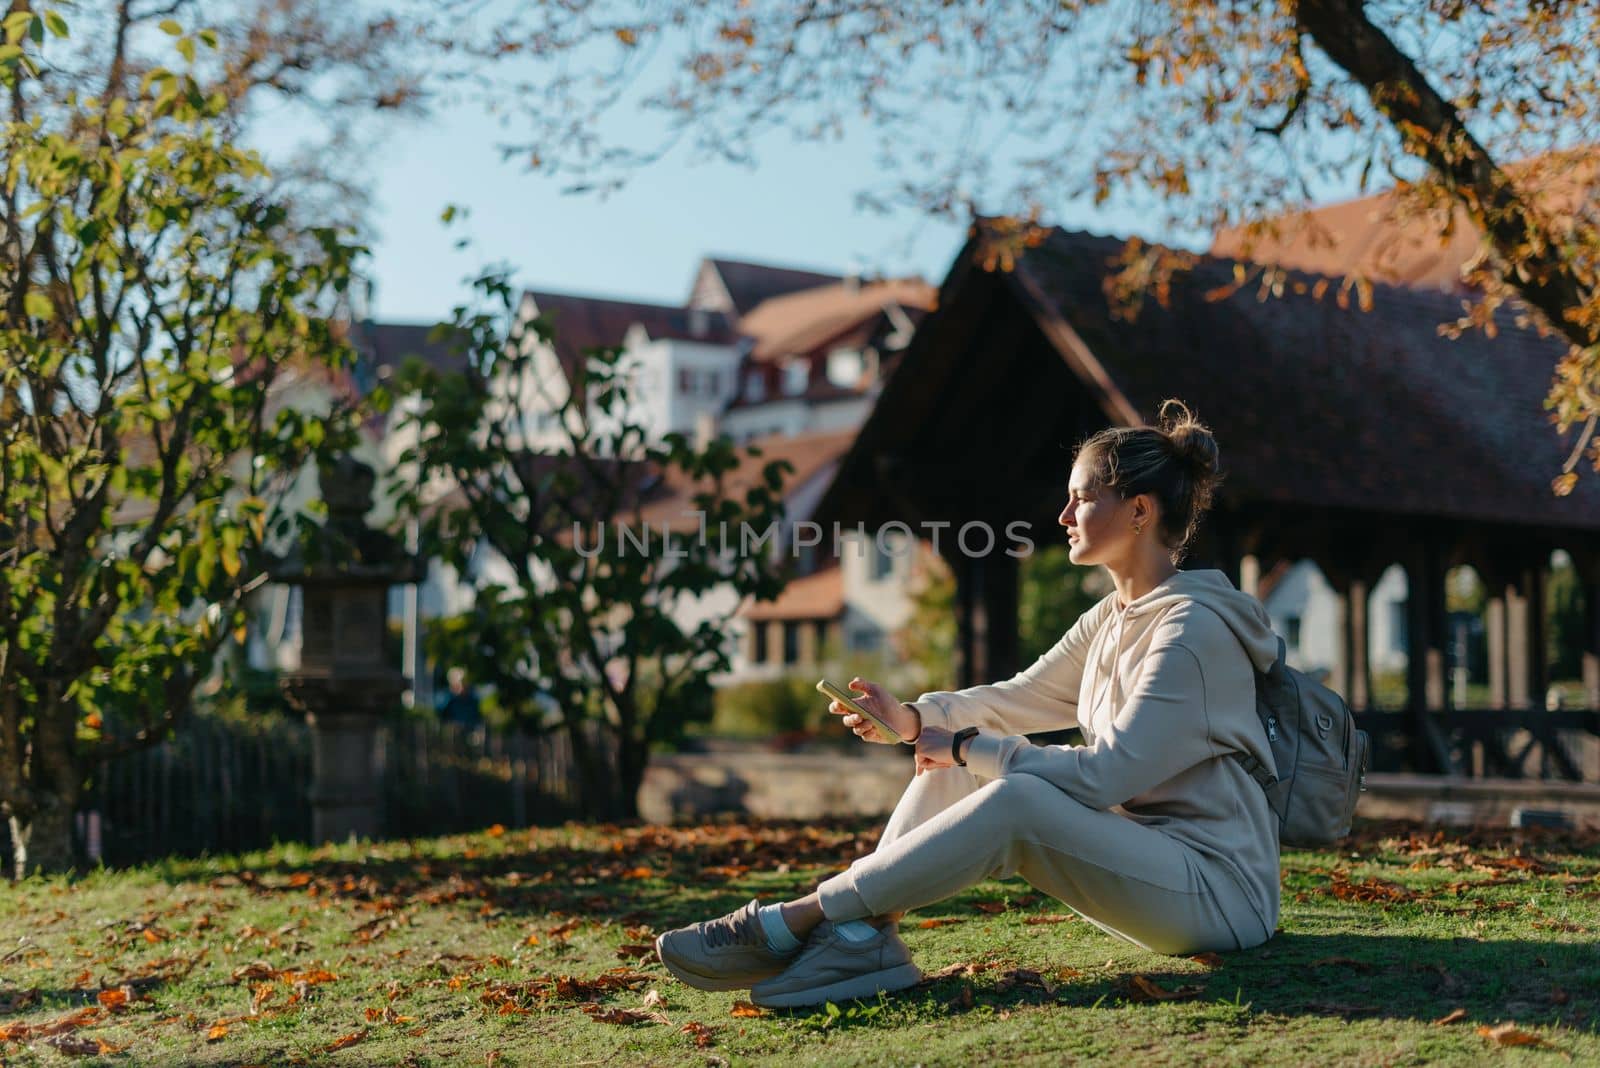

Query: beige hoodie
909 568 1282 938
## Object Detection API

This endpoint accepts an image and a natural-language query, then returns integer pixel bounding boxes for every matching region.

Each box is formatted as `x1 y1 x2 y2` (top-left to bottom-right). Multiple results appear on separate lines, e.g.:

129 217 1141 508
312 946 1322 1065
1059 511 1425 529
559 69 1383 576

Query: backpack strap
1232 752 1278 789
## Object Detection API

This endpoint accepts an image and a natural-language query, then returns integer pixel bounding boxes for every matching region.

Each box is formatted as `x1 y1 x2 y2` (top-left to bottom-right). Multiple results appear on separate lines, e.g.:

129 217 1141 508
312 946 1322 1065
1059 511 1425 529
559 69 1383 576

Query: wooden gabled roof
816 223 1600 536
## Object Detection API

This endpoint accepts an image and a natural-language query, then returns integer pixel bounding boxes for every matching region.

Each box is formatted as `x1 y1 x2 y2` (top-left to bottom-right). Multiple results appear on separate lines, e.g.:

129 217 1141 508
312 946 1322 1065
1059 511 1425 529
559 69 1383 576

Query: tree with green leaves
444 0 1600 488
389 273 795 819
0 12 365 877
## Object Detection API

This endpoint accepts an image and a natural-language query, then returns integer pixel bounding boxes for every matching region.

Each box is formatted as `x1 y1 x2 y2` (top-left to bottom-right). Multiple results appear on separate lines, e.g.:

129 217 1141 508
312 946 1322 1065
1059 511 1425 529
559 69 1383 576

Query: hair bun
1157 398 1220 478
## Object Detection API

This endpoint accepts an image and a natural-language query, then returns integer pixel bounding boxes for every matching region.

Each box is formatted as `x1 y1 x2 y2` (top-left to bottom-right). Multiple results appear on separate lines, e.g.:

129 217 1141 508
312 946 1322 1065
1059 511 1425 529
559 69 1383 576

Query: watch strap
952 726 980 766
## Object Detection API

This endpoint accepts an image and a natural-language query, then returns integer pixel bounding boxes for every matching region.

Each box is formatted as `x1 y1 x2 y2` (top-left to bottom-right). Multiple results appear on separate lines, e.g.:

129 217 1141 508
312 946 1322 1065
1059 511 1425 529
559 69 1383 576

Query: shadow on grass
763 931 1594 1036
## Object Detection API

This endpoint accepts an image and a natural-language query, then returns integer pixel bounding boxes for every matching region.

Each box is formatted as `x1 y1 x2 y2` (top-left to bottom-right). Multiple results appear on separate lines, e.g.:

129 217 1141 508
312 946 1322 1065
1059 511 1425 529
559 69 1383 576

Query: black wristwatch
952 726 980 767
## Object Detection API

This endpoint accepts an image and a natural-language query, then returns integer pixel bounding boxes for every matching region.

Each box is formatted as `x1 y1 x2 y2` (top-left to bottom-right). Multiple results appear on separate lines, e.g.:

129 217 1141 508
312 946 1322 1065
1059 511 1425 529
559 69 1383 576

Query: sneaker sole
654 932 781 992
749 962 923 1008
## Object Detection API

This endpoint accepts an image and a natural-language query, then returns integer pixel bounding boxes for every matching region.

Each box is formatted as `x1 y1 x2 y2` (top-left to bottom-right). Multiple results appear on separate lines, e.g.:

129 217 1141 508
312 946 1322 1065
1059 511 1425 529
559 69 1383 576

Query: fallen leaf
1309 956 1375 972
730 1000 765 1018
642 989 667 1009
488 824 506 837
96 987 129 1010
44 1034 120 1057
918 918 964 929
207 1022 229 1042
1123 975 1204 1002
1434 1007 1469 1026
583 1005 670 1025
326 1029 369 1051
680 1020 716 1047
1188 953 1224 968
1023 914 1075 925
1477 1022 1550 1048
616 943 655 960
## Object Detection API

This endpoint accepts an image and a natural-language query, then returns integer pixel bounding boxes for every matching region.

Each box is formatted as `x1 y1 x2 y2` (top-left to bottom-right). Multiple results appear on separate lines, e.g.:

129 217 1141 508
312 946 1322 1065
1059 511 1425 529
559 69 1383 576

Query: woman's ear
1133 492 1156 529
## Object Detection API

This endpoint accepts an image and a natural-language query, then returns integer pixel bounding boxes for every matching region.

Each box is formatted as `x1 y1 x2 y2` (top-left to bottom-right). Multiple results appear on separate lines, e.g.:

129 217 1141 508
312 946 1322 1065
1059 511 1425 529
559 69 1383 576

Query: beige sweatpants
814 765 1273 955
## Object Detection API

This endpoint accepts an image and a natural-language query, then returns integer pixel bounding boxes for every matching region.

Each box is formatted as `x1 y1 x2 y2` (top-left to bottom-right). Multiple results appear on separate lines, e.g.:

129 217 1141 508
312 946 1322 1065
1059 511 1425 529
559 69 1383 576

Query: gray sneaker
654 898 800 992
749 920 922 1008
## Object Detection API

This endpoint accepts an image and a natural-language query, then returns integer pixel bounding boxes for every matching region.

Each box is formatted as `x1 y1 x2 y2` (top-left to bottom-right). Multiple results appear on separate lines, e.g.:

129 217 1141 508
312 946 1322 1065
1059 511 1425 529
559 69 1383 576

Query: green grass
2 816 1598 1065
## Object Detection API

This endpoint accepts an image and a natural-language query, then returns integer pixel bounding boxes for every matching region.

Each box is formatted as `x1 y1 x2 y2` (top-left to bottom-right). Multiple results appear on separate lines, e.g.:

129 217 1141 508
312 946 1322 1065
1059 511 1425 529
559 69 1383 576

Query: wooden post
1584 575 1600 710
1239 554 1262 599
1347 576 1372 711
1486 591 1509 710
1506 573 1532 710
1331 580 1351 702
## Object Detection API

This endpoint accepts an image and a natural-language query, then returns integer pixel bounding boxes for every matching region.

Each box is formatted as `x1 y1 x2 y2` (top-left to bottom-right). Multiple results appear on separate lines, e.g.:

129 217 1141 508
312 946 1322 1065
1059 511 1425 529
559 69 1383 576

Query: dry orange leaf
1023 914 1075 926
730 1000 765 1018
621 866 655 879
680 1020 715 1048
1434 1008 1469 1026
918 918 964 929
326 1029 369 1051
1124 975 1204 1002
1188 952 1224 968
206 1023 229 1042
583 1005 670 1025
1477 1022 1550 1048
142 929 162 944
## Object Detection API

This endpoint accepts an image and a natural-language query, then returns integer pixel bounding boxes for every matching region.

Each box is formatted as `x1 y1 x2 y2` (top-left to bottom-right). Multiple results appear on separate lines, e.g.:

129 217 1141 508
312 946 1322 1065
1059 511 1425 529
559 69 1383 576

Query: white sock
833 919 882 942
757 904 802 954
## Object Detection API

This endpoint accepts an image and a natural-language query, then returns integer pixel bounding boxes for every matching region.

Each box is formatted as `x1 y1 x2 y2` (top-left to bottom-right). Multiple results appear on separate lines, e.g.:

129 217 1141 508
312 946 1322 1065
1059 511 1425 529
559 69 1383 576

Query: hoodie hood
1119 568 1281 674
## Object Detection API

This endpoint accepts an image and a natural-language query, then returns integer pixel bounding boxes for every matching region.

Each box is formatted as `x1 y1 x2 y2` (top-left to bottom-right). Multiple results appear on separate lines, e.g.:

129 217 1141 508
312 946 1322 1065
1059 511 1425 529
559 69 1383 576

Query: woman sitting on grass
656 399 1282 1009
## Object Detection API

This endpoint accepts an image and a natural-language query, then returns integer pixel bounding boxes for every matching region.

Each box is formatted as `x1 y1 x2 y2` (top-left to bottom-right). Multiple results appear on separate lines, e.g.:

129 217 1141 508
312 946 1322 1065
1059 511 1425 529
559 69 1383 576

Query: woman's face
1059 458 1137 567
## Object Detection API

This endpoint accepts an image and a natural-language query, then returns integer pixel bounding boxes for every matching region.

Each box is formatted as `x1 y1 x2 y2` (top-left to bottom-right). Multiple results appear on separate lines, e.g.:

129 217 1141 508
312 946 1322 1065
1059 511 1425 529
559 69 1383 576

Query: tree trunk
8 792 76 879
1293 0 1597 354
611 735 647 822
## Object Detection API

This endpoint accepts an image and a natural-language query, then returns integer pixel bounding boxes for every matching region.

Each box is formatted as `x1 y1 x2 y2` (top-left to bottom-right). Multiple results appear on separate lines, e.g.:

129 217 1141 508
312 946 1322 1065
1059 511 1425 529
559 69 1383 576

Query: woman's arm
909 594 1113 738
959 605 1229 809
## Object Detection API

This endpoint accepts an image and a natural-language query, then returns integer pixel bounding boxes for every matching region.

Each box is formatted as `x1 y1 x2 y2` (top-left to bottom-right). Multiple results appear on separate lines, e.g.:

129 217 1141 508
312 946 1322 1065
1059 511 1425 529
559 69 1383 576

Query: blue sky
285 95 1181 326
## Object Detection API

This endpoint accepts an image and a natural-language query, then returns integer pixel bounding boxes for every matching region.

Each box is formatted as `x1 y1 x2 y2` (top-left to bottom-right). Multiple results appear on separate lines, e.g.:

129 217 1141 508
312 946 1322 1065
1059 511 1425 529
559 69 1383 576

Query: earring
1132 522 1143 534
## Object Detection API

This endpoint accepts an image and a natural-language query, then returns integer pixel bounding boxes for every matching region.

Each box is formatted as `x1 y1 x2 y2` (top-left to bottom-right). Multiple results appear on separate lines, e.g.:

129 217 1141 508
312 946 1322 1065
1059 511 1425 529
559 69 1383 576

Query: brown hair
1074 399 1222 561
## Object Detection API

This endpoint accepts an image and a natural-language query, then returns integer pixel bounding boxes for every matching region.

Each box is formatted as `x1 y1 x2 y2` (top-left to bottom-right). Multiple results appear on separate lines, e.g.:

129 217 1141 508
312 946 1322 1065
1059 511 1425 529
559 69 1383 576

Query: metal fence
1 715 596 868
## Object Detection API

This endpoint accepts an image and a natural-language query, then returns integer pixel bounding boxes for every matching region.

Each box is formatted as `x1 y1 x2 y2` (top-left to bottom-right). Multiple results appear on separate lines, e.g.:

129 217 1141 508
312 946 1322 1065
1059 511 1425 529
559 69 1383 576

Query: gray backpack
1232 636 1370 847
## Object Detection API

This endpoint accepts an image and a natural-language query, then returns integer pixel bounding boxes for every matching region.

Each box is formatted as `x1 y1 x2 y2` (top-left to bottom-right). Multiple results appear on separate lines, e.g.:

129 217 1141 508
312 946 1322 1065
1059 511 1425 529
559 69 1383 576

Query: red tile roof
739 278 936 361
740 562 845 621
523 291 735 396
1210 149 1600 291
701 257 843 316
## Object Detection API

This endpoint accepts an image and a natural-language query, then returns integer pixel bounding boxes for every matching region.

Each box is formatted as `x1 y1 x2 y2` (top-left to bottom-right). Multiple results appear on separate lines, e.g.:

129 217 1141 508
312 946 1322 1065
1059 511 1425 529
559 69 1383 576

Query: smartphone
816 678 904 744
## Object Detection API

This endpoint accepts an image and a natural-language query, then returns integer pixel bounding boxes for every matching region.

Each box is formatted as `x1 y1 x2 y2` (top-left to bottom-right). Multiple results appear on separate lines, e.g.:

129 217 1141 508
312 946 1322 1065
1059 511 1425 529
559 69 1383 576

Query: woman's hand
912 725 962 776
827 677 920 745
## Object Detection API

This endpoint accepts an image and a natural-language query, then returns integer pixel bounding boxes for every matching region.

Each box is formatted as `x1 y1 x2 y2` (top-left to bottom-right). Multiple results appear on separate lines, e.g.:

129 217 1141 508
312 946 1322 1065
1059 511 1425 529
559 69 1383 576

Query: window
851 628 881 653
753 622 769 663
782 622 799 665
1285 615 1302 649
744 373 766 403
707 370 721 395
784 360 809 396
679 367 694 394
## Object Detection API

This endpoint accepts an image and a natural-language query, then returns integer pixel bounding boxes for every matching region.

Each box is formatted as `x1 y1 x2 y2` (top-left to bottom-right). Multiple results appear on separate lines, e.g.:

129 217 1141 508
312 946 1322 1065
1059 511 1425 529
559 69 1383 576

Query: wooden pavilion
812 223 1600 779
